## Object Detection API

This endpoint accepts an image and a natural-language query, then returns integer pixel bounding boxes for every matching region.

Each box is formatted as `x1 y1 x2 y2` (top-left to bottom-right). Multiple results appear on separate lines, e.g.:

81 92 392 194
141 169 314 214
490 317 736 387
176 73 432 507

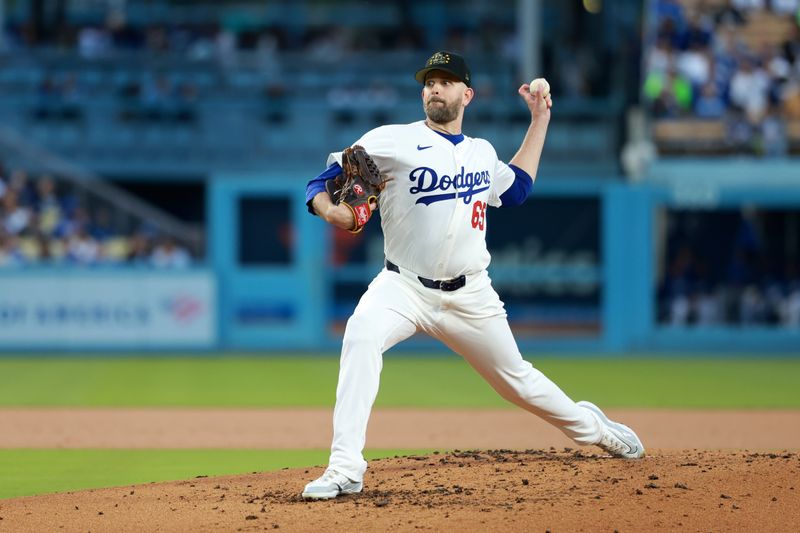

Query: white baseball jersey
327 120 517 280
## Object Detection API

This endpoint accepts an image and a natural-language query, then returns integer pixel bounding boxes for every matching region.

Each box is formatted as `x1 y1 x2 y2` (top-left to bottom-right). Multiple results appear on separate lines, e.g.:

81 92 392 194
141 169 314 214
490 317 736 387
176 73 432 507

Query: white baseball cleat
301 469 363 500
578 400 645 459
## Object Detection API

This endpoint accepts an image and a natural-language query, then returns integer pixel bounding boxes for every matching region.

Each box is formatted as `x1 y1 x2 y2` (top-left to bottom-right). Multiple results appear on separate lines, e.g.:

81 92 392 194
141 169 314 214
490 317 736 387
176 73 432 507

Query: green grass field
1 354 799 499
0 449 431 499
0 355 799 408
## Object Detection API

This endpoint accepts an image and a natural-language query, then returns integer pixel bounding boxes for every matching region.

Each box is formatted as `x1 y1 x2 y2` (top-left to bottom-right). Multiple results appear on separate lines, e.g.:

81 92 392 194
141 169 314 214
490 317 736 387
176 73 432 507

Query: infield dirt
1 409 799 532
1 449 798 532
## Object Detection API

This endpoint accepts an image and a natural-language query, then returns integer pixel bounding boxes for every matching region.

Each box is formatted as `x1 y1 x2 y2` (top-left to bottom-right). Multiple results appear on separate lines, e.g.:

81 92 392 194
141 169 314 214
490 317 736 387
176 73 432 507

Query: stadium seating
652 118 727 155
647 0 800 156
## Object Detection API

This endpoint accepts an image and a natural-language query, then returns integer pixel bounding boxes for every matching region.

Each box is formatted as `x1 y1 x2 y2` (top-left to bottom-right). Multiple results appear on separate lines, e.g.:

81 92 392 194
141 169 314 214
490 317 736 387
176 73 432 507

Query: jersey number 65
471 201 486 231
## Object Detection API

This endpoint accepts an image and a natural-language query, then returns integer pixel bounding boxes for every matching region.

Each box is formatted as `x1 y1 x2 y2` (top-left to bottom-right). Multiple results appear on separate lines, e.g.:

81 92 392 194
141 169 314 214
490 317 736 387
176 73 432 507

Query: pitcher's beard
424 99 459 124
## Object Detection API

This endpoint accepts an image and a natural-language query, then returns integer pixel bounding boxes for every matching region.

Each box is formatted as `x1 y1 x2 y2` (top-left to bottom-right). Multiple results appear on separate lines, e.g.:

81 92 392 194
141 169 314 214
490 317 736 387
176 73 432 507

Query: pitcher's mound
2 449 798 532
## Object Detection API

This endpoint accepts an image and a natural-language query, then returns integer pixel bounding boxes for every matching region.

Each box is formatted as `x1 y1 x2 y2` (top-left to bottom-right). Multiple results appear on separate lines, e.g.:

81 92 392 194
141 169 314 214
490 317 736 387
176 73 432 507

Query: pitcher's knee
493 367 546 405
342 314 382 353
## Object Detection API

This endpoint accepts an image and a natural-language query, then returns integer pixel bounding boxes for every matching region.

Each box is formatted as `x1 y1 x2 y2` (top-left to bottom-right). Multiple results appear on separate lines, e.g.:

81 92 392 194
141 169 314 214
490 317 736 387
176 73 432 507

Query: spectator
327 84 360 125
785 282 800 326
558 42 594 97
695 81 727 117
714 0 748 26
150 236 191 268
8 169 35 206
656 0 687 43
647 35 675 76
59 73 84 120
711 26 743 91
677 42 712 87
308 26 351 63
364 80 398 124
657 0 686 20
140 75 174 120
255 30 281 74
764 46 792 106
764 280 787 323
263 82 289 125
644 66 694 117
659 209 800 329
695 288 723 325
759 103 789 155
34 232 60 263
66 228 100 265
56 205 91 241
90 207 115 241
107 10 143 49
781 23 800 66
1 191 32 235
35 175 63 236
187 25 217 61
669 291 691 325
33 75 60 119
0 231 25 267
144 25 169 53
679 10 714 50
740 285 767 324
78 25 111 59
659 244 699 324
215 27 238 66
127 231 153 265
729 56 771 124
174 81 198 122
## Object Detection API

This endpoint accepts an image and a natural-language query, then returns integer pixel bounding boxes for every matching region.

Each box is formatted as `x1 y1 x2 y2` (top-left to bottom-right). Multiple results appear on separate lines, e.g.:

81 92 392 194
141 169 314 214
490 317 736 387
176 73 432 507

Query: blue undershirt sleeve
498 164 533 207
306 162 343 215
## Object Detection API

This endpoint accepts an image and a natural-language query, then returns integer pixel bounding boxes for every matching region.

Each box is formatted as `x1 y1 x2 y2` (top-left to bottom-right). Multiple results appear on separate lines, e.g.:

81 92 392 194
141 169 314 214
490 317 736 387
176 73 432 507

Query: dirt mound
2 449 798 532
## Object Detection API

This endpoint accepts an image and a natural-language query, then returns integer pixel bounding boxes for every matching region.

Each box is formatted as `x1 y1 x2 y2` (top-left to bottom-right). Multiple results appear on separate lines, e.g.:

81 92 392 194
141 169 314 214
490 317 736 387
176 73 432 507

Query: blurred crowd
658 209 800 328
645 0 800 154
0 3 618 100
31 70 200 124
0 11 516 62
3 11 520 126
0 162 192 268
659 249 800 327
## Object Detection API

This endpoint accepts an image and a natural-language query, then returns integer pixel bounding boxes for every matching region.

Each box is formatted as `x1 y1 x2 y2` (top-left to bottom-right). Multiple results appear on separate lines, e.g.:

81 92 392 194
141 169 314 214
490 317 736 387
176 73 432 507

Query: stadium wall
2 167 799 353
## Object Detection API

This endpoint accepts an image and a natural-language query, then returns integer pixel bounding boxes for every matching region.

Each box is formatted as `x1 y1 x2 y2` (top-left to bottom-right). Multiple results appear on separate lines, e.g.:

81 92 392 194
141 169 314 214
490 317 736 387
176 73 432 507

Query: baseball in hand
529 78 550 98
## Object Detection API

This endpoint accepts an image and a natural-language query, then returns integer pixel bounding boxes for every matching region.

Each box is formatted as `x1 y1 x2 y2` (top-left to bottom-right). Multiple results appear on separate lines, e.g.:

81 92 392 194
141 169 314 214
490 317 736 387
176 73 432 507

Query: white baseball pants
328 266 603 482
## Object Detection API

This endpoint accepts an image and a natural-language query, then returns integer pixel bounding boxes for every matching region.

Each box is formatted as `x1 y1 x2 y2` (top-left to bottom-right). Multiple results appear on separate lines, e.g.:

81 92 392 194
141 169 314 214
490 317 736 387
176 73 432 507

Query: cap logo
416 51 470 87
427 52 450 66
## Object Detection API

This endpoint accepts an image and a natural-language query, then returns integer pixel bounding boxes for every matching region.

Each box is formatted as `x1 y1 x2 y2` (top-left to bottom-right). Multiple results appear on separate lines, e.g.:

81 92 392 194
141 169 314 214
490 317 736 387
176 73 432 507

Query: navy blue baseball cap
414 51 471 87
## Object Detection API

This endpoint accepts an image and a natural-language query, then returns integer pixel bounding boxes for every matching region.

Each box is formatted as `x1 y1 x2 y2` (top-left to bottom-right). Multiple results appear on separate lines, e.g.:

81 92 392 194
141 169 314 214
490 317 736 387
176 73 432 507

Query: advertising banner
0 272 216 348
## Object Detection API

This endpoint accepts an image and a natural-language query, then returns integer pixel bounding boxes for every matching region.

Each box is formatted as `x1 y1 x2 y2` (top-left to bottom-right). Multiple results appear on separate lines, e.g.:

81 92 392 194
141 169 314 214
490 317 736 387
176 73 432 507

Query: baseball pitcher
302 51 645 500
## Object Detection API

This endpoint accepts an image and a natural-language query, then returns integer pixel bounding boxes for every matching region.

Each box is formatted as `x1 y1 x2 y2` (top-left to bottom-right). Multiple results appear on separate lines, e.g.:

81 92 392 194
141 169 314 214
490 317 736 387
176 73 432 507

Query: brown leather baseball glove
326 145 389 234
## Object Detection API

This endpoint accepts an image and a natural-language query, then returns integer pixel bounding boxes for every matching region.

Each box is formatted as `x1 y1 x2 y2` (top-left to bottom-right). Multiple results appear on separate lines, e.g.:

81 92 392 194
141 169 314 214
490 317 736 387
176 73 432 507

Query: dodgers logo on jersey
408 166 490 205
